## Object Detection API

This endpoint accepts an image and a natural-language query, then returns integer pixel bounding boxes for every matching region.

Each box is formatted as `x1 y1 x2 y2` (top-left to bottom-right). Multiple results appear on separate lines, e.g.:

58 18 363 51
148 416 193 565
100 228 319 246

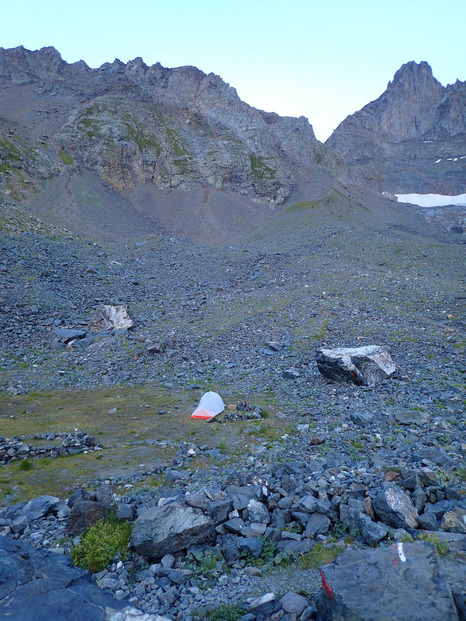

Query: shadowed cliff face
326 61 466 194
0 46 348 243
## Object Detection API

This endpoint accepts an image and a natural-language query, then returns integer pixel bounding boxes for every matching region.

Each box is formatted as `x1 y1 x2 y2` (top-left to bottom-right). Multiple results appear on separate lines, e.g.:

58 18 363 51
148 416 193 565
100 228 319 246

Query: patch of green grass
249 154 276 180
131 473 170 493
207 604 245 621
287 200 314 211
273 549 298 568
185 548 225 589
78 116 102 139
244 423 290 444
418 533 449 557
17 459 34 472
165 127 190 157
240 537 277 568
0 385 277 504
127 125 161 154
71 514 132 572
59 149 74 165
299 542 344 569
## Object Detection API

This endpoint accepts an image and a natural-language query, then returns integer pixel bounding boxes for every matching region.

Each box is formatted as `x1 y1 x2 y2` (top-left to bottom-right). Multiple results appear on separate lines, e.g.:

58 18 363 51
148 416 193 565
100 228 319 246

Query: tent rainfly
191 391 225 420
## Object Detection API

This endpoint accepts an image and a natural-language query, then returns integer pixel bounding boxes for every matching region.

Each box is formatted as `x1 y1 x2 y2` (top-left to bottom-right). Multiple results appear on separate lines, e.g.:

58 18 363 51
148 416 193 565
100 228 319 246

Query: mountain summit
326 61 465 194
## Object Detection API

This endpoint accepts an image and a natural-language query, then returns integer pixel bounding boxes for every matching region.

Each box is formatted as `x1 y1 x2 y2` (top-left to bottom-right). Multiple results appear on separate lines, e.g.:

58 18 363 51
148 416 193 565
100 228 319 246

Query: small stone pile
222 402 264 422
0 431 102 465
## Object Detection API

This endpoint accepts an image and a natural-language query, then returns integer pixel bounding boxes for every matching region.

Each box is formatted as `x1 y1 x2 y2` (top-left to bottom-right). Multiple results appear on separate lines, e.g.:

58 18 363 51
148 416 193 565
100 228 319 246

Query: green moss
299 542 344 569
71 514 132 572
249 154 276 180
78 117 102 139
0 138 21 160
288 200 314 211
165 127 190 157
127 125 161 154
59 149 74 165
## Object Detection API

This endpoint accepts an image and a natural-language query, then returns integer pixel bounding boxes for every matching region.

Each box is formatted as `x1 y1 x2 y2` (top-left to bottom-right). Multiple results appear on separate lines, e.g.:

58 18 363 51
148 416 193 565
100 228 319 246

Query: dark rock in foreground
0 536 127 621
317 541 459 620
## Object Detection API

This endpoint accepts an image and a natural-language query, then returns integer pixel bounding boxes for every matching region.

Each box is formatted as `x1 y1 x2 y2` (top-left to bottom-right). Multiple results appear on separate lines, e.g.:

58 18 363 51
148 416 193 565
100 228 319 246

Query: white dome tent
191 391 225 420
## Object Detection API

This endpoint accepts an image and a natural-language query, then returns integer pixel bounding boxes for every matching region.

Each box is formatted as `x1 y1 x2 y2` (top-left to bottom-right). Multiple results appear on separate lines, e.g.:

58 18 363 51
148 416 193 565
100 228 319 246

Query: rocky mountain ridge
327 61 466 195
0 46 347 244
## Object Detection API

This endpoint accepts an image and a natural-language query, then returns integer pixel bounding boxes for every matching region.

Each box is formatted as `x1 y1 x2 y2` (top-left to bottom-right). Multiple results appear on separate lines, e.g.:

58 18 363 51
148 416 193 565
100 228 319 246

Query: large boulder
130 501 214 559
316 345 396 386
317 541 459 620
373 484 419 529
88 304 135 332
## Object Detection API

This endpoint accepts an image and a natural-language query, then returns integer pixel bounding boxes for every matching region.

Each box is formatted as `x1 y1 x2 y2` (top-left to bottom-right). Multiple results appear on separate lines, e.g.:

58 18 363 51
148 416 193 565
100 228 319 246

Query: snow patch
395 193 466 208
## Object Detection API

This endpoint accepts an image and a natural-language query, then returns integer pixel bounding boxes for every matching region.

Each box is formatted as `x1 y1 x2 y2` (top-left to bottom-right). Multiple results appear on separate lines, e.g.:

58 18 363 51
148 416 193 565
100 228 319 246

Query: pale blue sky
2 0 465 140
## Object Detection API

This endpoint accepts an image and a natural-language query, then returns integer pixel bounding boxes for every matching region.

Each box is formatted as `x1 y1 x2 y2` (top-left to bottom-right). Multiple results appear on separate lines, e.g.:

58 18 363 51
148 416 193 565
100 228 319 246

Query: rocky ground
0 194 465 620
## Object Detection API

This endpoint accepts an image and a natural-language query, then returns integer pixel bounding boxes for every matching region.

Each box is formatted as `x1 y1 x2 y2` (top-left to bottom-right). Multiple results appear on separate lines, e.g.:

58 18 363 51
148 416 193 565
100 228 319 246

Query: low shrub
71 514 132 573
208 604 245 620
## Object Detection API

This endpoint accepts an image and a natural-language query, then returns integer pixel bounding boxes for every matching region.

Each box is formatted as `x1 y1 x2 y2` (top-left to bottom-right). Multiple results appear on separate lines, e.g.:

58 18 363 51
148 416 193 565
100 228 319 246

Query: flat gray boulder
130 501 213 559
316 345 396 386
317 541 459 620
22 495 60 522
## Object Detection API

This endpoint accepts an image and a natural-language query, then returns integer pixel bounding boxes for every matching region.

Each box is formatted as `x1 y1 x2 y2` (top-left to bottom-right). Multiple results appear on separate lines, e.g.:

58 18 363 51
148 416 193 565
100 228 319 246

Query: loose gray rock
66 500 112 535
340 505 388 545
304 512 331 536
441 509 466 534
316 345 396 386
280 591 309 616
373 484 419 529
247 592 281 617
22 495 60 522
238 536 264 559
53 328 86 343
130 501 213 559
317 541 459 620
247 498 270 524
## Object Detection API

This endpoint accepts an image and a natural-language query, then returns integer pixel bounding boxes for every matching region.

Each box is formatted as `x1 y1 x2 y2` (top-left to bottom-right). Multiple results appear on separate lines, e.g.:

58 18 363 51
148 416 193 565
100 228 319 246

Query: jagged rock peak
326 60 466 195
329 61 446 142
388 60 443 94
0 45 90 81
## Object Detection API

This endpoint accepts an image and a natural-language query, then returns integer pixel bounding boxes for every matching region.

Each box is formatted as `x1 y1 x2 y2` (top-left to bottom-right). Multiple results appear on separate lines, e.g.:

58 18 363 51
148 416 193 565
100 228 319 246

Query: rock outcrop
316 345 397 386
0 535 128 621
0 45 347 245
327 61 466 195
317 541 459 621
